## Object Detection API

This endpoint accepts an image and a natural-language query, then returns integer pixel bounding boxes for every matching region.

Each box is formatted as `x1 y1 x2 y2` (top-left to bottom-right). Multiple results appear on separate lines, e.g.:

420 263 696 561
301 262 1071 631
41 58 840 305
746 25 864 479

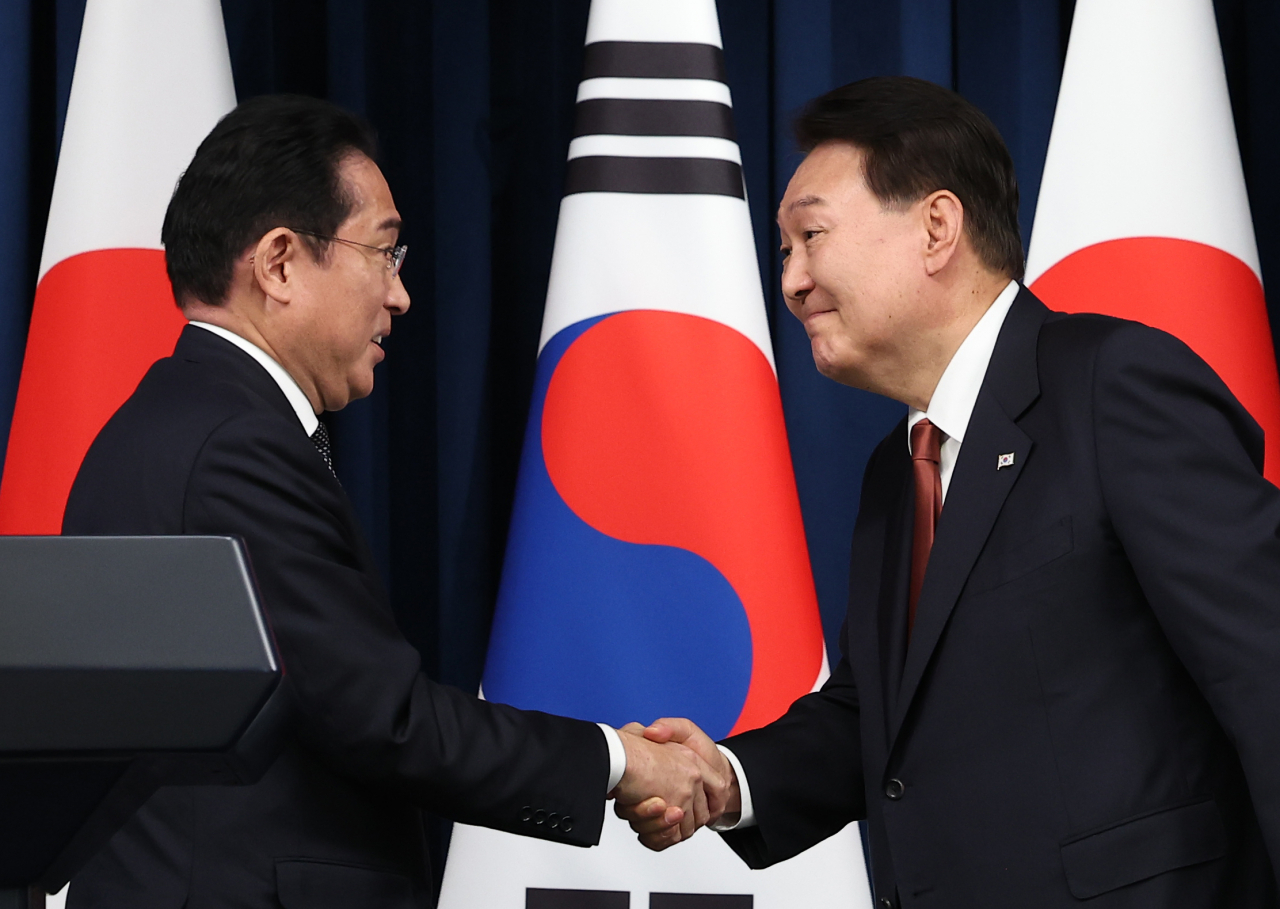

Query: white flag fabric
38 0 236 281
1025 0 1280 482
438 2 871 907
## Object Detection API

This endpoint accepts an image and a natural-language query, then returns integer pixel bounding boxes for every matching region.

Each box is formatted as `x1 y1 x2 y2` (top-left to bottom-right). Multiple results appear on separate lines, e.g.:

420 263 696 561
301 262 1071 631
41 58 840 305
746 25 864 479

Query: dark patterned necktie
311 420 337 479
908 418 944 639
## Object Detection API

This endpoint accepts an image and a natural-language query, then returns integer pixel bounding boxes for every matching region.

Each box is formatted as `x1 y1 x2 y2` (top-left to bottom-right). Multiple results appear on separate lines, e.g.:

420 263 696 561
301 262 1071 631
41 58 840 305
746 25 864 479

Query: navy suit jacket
722 289 1280 908
62 326 609 909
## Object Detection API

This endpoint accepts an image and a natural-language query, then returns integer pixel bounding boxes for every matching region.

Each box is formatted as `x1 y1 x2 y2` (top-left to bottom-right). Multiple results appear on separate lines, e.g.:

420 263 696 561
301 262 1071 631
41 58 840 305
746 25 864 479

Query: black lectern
0 536 284 906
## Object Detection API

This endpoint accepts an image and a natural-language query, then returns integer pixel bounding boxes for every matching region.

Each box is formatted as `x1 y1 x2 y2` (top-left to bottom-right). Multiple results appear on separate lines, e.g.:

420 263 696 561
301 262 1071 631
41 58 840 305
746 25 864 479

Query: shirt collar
908 279 1020 450
188 321 320 436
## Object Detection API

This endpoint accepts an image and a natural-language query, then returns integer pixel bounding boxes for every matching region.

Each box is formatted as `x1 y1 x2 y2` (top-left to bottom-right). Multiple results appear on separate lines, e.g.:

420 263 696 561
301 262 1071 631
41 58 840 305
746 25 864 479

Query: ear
252 227 304 305
920 190 964 277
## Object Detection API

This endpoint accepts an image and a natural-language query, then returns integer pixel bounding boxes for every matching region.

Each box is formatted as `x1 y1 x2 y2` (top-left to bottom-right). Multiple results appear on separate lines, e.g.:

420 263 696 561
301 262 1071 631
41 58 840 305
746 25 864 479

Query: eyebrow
776 194 825 225
378 217 403 232
790 194 824 212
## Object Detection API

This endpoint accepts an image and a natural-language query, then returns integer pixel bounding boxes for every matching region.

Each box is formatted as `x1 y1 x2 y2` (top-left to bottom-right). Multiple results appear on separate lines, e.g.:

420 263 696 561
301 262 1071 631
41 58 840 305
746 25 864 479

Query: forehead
338 154 400 226
777 142 867 221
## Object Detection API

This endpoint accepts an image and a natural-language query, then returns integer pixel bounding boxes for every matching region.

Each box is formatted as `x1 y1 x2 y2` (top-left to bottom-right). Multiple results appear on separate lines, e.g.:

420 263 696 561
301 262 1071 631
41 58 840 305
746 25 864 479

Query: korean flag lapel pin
997 451 1016 470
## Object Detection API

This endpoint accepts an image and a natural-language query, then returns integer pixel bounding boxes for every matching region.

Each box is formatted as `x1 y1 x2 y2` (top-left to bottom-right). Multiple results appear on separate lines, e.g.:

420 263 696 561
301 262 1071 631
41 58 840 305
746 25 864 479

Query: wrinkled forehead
777 167 863 235
777 142 867 223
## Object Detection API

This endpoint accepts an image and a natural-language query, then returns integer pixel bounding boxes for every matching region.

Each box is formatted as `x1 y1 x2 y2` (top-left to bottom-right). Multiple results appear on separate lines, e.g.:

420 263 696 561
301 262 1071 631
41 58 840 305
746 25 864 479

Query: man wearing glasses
60 95 724 909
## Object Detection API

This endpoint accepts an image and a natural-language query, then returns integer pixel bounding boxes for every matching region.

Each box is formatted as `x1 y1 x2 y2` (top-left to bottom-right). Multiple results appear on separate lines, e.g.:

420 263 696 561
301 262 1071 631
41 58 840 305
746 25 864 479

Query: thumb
648 716 705 745
642 722 675 744
649 717 724 770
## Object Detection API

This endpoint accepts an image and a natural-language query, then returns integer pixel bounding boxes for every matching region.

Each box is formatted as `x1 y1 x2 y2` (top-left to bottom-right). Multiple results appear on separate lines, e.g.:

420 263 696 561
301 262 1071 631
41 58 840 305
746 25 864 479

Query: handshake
608 718 741 851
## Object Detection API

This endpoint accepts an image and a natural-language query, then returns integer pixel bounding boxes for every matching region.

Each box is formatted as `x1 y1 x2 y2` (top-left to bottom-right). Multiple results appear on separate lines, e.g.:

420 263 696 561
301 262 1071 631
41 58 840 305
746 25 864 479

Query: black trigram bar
564 157 744 198
526 888 629 909
582 41 726 82
574 99 736 140
651 895 753 908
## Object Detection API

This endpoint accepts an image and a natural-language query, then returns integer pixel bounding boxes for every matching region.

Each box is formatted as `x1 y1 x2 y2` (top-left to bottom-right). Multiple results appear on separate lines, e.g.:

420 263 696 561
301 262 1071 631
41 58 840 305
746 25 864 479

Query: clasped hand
608 717 741 851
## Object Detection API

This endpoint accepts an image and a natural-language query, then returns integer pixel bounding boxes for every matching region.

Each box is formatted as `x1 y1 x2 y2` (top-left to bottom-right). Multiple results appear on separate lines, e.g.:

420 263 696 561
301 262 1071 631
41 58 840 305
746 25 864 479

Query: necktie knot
911 418 943 464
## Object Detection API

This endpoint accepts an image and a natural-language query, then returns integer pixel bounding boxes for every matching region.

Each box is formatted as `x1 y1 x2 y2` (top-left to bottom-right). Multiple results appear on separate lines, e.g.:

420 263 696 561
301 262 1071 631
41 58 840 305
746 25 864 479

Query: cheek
809 250 864 316
316 315 368 376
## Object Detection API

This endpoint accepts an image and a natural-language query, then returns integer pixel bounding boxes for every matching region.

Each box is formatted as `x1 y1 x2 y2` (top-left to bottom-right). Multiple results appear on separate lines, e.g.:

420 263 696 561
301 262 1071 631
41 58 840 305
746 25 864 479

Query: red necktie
909 419 944 637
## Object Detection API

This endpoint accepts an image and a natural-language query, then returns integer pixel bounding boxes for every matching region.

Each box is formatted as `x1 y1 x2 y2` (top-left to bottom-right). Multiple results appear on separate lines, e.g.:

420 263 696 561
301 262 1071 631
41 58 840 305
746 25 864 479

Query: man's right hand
612 717 741 851
609 721 729 847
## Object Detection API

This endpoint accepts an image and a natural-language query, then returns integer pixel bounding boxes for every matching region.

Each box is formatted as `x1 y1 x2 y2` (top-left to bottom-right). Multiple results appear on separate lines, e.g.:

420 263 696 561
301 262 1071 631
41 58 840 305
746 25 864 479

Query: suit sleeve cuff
599 723 626 793
709 743 756 830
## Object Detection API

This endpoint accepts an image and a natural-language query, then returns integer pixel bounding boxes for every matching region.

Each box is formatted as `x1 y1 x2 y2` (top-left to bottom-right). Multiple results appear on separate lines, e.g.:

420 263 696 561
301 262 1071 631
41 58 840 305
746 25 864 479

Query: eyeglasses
291 229 407 277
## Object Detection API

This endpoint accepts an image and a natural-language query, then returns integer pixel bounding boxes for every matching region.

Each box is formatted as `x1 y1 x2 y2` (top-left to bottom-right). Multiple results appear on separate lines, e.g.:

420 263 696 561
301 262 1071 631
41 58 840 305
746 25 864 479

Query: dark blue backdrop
4 0 1279 882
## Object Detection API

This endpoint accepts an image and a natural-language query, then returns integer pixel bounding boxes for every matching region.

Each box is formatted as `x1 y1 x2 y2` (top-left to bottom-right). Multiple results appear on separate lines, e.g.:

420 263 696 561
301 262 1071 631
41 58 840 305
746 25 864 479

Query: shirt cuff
599 723 626 794
708 743 756 830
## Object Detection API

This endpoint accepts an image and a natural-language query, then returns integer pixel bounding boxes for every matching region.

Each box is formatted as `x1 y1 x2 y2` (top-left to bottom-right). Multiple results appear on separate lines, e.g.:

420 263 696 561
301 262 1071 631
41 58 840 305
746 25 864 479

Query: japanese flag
0 0 235 533
1026 0 1280 481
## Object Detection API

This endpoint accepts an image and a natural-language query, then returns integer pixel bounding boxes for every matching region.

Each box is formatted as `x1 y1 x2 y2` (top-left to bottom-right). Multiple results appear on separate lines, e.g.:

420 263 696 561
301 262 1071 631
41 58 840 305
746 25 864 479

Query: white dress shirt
190 321 631 793
715 279 1021 831
906 279 1020 502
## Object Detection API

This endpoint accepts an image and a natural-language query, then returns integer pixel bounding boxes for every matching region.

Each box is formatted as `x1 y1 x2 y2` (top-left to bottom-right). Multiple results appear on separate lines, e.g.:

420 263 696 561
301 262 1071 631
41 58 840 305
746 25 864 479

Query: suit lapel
889 289 1049 745
879 450 914 727
849 430 911 757
177 326 384 581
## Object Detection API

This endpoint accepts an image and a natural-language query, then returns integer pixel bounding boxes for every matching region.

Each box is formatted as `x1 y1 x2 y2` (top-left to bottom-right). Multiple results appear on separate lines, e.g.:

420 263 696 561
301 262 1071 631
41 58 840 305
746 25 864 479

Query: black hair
794 76 1024 280
161 94 378 307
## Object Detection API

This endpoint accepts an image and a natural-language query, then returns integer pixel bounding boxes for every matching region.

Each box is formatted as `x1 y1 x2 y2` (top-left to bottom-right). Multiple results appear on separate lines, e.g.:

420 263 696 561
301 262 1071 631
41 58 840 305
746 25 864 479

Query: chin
343 372 376 404
810 341 843 376
811 343 866 389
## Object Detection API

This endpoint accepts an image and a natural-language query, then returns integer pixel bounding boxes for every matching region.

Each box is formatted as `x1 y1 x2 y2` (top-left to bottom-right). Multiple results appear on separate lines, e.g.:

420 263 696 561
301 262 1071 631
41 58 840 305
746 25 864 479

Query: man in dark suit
618 77 1280 907
63 94 725 909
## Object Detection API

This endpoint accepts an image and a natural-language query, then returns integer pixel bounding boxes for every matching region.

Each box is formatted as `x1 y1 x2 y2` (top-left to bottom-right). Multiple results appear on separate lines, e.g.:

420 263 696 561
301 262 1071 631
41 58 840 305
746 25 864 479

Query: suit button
878 898 895 909
520 806 532 822
548 812 560 829
885 779 905 800
561 815 574 832
534 809 547 825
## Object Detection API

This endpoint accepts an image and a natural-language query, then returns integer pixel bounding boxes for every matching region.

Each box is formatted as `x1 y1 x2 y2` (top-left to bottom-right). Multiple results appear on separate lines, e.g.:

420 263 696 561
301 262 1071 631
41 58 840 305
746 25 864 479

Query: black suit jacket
63 326 609 909
721 289 1280 908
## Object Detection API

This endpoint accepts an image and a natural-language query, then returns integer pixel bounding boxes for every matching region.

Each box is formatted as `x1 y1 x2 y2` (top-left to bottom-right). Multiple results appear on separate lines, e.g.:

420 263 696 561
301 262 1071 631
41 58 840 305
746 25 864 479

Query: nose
387 273 410 315
781 252 814 312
